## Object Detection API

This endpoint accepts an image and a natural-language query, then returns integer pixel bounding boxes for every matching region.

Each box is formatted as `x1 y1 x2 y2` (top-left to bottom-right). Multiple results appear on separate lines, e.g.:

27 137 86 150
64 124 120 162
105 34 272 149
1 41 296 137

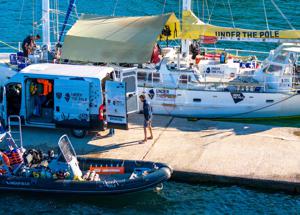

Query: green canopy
62 13 179 64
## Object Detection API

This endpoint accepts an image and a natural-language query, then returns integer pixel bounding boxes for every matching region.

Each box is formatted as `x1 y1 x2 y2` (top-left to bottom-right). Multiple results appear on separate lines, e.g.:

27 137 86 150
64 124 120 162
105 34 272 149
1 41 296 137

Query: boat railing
159 43 270 60
138 69 300 93
200 47 270 60
0 41 60 53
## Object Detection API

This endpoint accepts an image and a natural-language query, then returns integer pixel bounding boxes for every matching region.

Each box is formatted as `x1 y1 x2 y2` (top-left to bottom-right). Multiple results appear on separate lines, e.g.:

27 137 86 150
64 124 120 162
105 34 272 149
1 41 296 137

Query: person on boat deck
139 94 153 144
151 44 161 64
22 34 41 58
220 51 227 64
190 41 199 60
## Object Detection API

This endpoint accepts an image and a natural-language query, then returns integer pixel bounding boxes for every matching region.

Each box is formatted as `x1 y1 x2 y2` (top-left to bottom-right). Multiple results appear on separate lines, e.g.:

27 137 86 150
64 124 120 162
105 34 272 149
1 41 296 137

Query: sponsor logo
64 93 70 102
148 89 155 99
56 92 62 99
231 92 245 104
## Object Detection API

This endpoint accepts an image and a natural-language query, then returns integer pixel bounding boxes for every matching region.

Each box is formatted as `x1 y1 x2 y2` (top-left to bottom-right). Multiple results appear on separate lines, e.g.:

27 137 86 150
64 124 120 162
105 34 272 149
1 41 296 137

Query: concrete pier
20 113 300 193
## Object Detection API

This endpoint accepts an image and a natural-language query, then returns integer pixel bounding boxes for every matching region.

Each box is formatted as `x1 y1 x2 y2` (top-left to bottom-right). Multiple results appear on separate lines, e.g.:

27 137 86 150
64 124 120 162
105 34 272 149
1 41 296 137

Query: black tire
71 129 87 138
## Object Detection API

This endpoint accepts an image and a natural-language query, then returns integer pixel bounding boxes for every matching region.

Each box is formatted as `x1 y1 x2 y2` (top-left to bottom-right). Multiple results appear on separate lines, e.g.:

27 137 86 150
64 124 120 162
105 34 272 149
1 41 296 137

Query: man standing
22 34 41 57
139 94 153 143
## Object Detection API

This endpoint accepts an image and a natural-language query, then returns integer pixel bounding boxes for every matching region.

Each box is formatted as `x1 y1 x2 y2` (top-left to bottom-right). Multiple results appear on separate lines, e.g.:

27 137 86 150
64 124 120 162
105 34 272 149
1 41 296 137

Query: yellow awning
182 10 300 42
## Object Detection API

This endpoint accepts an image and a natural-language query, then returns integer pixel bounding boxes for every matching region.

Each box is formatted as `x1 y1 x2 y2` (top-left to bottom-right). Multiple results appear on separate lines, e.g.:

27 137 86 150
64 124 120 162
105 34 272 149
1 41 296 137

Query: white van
0 63 138 137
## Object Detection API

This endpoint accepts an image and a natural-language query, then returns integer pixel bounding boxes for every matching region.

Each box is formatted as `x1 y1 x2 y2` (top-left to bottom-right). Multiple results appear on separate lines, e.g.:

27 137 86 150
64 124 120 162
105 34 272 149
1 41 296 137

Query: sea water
0 0 300 213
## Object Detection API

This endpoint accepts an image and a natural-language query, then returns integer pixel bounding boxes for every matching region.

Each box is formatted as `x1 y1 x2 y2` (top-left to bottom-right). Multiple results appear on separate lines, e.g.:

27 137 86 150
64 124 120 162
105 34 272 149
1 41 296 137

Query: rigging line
0 40 18 51
112 0 119 16
227 0 235 28
202 0 204 22
262 0 269 30
205 0 210 21
270 0 295 30
18 0 25 28
32 0 35 35
55 0 60 42
50 1 55 38
72 3 79 18
207 0 217 24
196 0 200 19
178 0 181 23
162 0 167 14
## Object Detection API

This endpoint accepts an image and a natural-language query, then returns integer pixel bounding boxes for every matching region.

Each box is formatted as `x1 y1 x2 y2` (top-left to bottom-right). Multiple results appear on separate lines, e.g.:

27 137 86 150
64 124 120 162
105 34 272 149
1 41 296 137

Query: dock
21 113 300 193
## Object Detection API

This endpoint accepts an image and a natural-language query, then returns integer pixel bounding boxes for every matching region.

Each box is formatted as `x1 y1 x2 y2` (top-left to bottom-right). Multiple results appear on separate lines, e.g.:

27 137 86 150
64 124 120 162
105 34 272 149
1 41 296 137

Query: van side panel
54 79 90 128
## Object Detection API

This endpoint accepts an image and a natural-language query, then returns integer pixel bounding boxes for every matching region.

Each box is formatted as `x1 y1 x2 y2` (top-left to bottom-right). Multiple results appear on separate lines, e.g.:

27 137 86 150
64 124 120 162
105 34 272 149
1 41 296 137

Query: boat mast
42 0 51 50
181 0 191 57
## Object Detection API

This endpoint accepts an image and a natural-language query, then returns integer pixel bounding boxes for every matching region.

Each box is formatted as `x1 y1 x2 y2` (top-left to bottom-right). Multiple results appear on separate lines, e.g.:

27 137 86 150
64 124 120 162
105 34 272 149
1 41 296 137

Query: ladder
7 115 23 151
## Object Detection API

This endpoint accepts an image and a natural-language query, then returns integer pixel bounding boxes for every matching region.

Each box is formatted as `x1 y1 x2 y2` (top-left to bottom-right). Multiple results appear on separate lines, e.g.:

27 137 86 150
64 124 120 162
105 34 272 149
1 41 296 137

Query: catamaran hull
139 87 300 119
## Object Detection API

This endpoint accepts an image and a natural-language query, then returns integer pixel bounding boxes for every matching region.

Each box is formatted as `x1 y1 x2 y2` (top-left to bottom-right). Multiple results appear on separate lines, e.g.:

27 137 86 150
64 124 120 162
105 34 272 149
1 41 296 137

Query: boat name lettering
6 181 31 186
206 67 224 75
215 31 280 38
156 89 169 94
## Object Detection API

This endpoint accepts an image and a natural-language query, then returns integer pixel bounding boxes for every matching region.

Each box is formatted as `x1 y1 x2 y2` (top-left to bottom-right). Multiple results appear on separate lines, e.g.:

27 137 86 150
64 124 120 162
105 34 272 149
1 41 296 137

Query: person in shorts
139 94 153 143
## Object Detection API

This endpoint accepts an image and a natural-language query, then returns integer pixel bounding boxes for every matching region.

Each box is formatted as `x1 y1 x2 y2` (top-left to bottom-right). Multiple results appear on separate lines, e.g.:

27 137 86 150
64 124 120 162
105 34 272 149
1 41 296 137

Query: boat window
265 64 282 73
273 52 288 64
289 53 296 64
179 74 191 84
137 72 147 81
148 73 160 82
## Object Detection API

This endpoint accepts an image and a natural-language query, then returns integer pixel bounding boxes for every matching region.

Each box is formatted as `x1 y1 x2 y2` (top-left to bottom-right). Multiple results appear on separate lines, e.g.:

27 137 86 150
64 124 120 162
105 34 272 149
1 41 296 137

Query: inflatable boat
0 134 172 195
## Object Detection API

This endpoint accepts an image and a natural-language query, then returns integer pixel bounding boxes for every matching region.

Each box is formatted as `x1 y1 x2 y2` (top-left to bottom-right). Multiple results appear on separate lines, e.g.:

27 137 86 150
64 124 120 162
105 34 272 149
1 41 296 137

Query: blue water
1 0 300 214
1 182 300 214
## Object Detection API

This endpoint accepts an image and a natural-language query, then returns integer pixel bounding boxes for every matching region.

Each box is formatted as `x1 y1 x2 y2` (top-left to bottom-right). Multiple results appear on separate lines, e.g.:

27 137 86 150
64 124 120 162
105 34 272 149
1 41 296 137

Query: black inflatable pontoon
0 134 172 195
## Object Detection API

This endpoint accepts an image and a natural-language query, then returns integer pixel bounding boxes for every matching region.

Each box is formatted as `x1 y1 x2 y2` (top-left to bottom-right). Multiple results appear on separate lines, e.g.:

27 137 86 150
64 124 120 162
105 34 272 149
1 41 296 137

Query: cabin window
193 98 201 102
265 64 282 73
274 51 288 64
137 72 147 81
179 74 191 84
148 73 160 82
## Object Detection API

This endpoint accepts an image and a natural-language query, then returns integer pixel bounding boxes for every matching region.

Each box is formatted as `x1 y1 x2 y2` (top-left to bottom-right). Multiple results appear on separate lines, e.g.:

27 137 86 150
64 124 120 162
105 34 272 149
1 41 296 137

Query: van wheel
71 129 87 138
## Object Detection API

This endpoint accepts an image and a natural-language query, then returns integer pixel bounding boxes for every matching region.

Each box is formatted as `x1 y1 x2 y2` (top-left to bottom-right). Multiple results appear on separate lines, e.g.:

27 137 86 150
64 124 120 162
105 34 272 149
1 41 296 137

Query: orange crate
89 166 125 175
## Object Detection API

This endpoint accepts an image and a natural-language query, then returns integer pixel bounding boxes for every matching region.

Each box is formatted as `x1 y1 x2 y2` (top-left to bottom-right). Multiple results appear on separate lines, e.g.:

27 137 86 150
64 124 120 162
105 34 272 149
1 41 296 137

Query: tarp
62 13 180 64
182 10 300 42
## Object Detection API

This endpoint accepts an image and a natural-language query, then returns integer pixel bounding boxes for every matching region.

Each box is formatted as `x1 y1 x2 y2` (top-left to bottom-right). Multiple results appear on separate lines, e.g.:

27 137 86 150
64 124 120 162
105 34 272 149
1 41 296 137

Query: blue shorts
144 119 152 128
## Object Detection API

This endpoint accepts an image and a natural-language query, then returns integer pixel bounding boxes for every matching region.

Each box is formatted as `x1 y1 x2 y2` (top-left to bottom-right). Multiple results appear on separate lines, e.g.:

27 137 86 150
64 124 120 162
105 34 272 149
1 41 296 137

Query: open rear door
120 68 139 114
105 80 128 130
0 86 7 126
54 79 90 128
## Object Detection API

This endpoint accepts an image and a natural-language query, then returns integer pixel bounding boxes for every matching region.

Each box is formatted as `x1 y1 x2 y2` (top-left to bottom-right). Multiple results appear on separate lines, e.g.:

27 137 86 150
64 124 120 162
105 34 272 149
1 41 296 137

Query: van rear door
105 80 128 130
54 79 90 128
120 68 139 114
0 86 7 126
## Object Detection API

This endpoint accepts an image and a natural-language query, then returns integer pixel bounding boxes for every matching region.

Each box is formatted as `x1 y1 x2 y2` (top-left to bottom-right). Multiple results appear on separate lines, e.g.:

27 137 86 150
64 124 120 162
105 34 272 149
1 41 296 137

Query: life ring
0 152 10 167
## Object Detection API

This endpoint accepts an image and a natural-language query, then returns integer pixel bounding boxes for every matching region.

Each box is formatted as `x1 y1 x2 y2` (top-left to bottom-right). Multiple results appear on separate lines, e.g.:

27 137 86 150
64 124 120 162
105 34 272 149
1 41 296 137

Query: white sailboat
133 0 300 119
